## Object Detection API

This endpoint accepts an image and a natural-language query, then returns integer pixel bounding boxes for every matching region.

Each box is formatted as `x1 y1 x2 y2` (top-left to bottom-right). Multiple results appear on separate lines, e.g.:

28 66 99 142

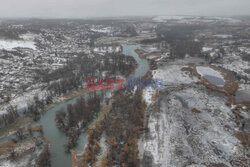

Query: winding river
1 44 149 167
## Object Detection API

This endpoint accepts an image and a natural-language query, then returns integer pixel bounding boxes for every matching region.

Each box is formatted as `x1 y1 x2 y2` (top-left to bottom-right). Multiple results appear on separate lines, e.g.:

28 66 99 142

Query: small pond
196 66 225 86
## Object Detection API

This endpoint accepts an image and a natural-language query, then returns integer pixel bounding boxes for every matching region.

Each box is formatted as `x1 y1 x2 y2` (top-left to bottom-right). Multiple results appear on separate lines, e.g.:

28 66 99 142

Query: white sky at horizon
0 0 249 18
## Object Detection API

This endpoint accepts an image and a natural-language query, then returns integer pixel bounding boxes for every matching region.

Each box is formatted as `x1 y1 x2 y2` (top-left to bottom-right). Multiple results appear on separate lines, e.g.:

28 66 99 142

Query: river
1 44 149 167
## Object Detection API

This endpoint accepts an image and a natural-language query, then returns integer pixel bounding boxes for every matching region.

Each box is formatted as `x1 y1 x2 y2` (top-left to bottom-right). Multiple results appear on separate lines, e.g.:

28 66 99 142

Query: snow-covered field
0 33 37 51
142 86 245 166
141 56 246 166
220 53 250 76
152 65 197 86
0 40 36 51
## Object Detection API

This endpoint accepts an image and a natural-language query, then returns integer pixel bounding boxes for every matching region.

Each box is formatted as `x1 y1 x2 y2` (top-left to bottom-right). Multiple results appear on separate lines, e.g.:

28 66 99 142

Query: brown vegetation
71 97 111 167
30 124 43 132
102 89 146 166
191 108 201 113
181 67 193 72
234 131 250 147
1 124 49 166
230 158 248 167
207 163 229 167
135 49 146 59
73 89 147 167
36 147 50 167
82 123 104 165
0 141 16 155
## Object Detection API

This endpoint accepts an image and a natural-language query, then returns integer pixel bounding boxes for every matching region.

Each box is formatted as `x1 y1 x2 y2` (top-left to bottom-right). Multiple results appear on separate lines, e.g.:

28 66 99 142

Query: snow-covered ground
152 65 197 86
93 46 121 54
213 34 233 38
202 47 213 52
0 89 47 115
0 136 45 167
142 86 245 166
141 55 247 166
143 87 156 106
90 27 112 33
0 33 37 51
0 40 36 51
220 53 250 76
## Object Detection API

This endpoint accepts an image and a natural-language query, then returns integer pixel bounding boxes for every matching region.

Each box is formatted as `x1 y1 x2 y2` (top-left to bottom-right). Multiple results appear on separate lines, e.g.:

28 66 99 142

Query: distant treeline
141 25 204 58
0 26 27 40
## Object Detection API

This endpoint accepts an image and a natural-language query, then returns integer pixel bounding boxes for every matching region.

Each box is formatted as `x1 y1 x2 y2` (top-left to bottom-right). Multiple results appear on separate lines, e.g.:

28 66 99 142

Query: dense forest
81 89 146 166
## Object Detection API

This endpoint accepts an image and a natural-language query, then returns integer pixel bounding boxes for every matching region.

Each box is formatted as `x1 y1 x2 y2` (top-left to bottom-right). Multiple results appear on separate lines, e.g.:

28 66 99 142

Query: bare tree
16 128 25 140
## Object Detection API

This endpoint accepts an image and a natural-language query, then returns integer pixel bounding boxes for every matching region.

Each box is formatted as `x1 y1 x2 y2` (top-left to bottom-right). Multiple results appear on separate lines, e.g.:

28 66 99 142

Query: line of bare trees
35 52 136 97
0 105 19 129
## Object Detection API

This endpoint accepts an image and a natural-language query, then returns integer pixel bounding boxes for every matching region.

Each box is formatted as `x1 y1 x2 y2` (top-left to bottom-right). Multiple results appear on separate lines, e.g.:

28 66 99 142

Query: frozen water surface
196 66 225 86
